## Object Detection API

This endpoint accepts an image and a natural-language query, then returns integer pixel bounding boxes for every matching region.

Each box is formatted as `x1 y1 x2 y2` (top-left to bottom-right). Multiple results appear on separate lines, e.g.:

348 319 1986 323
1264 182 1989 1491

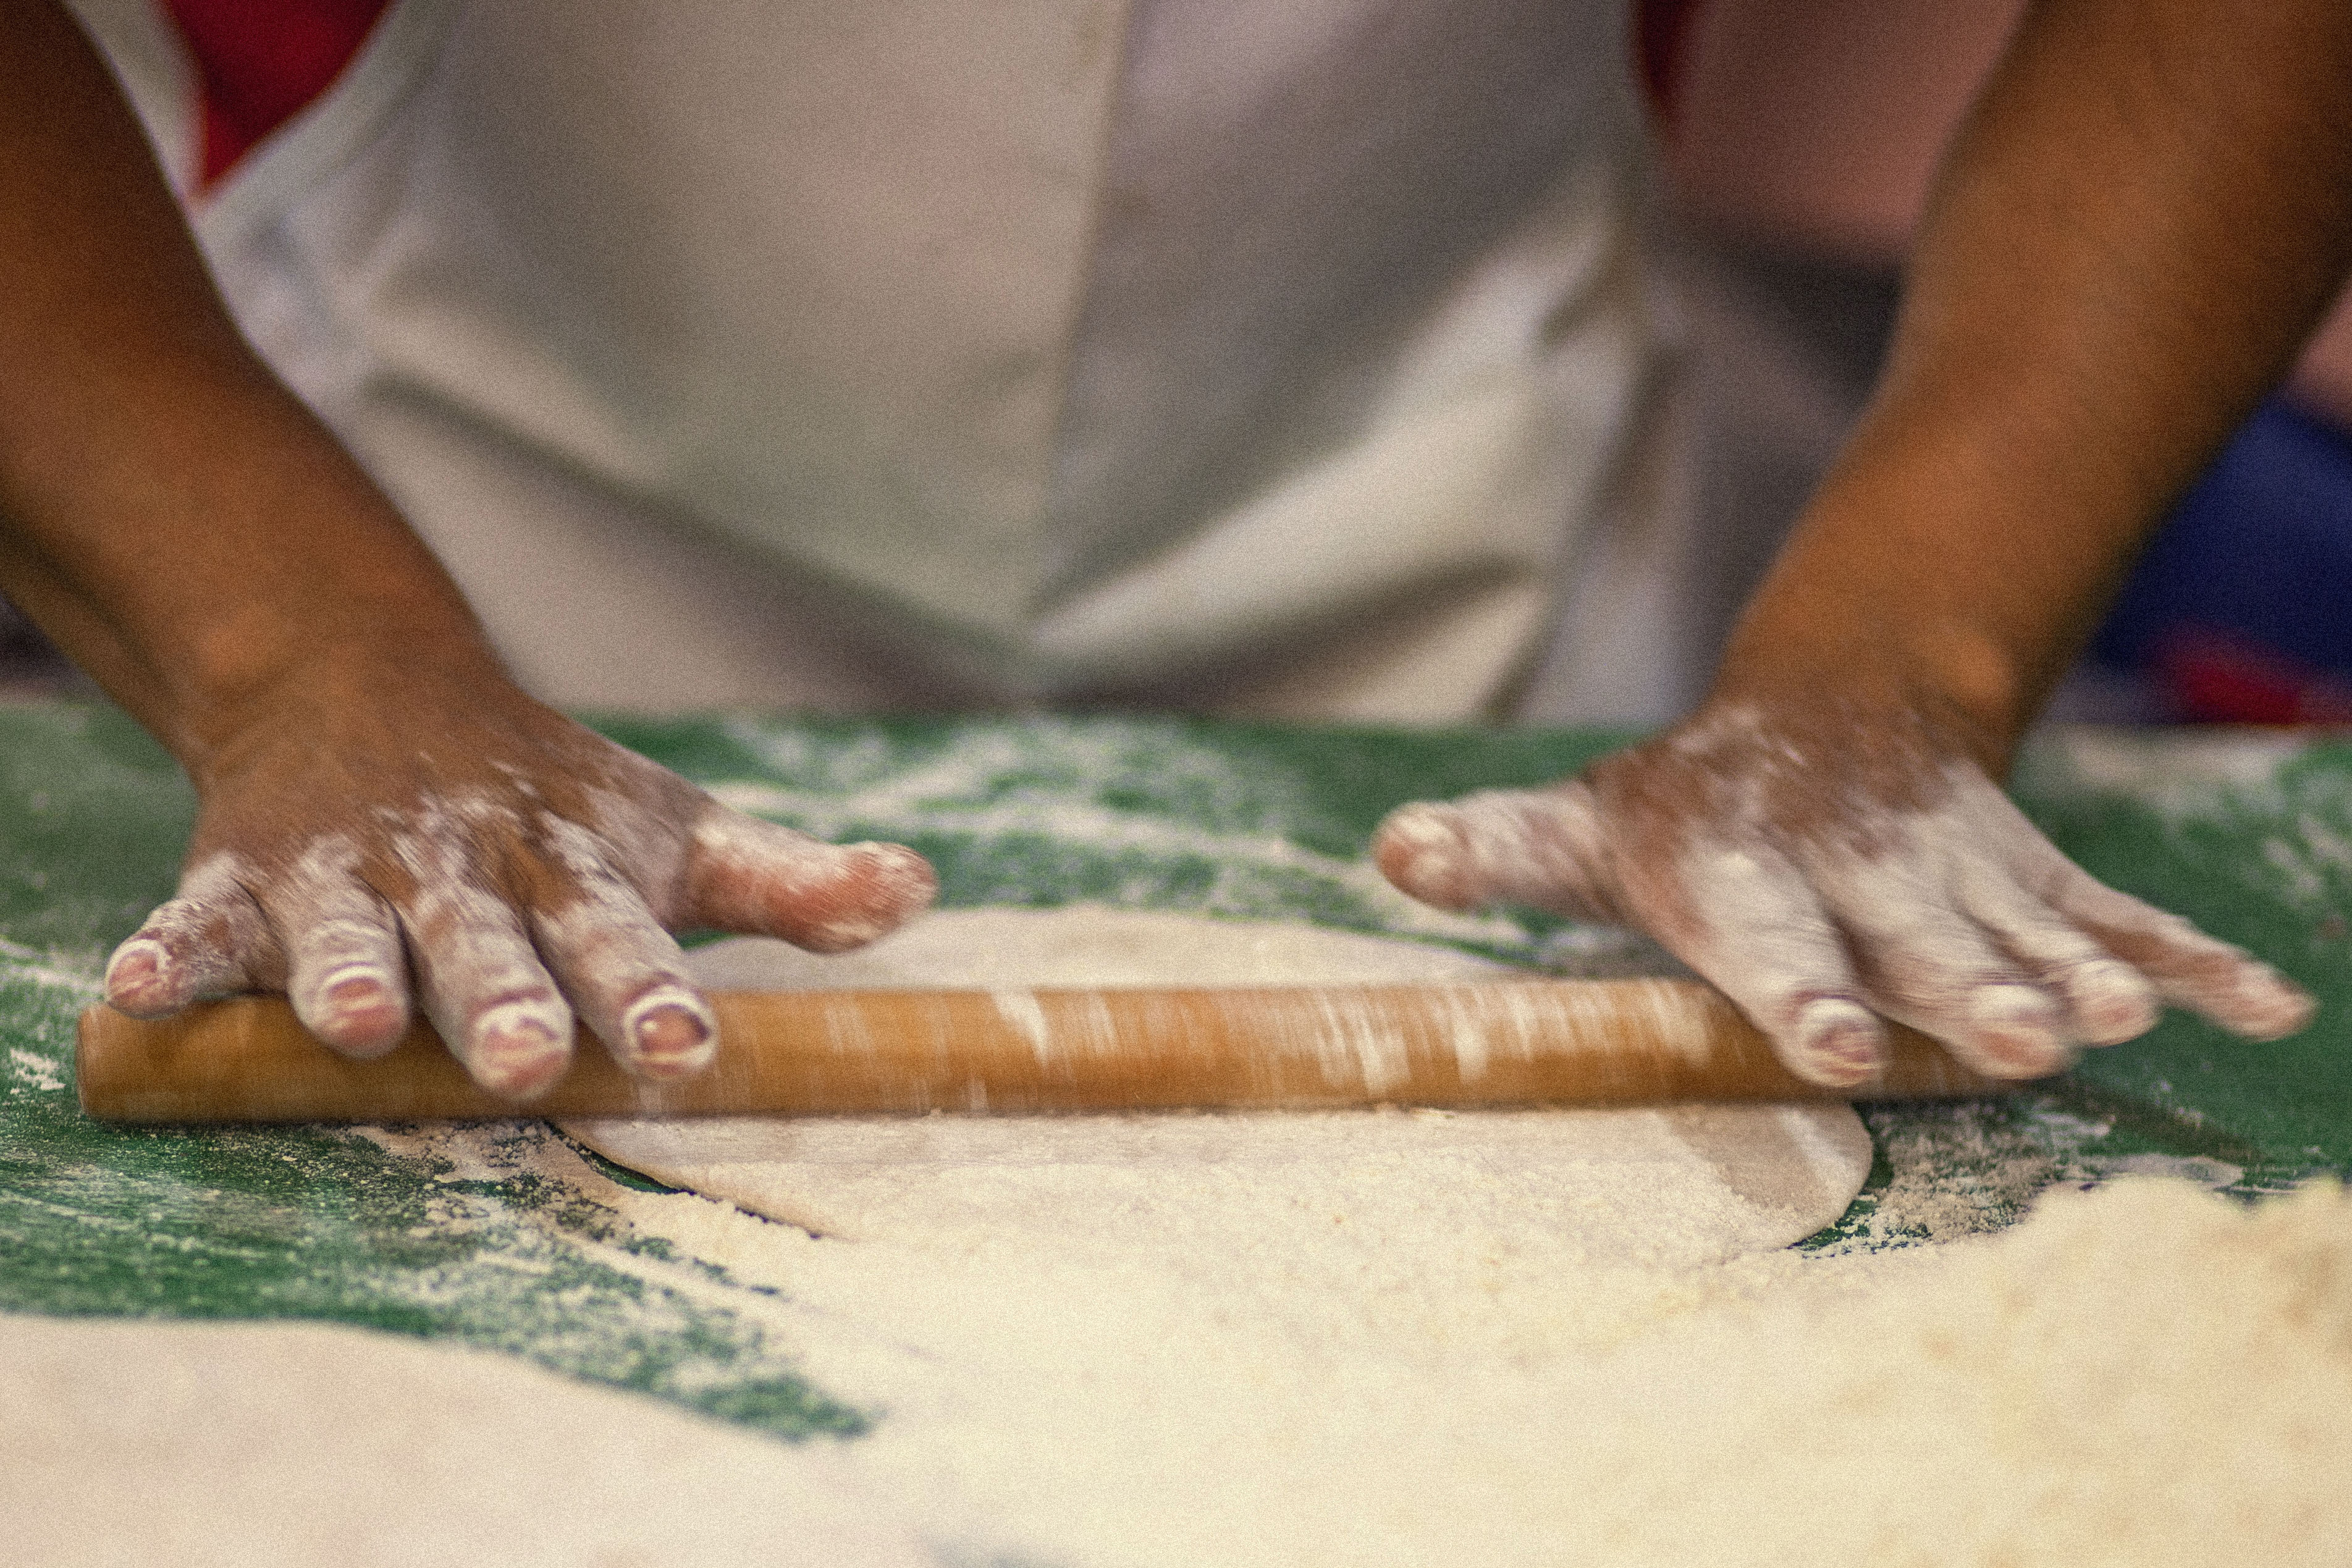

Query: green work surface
1 704 2346 1440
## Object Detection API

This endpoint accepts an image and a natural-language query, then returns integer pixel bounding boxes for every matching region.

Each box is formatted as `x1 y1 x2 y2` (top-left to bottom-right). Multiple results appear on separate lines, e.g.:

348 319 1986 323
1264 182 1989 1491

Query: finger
284 907 414 1067
2033 859 2314 1040
1961 785 2314 1040
1651 837 1889 1089
103 854 271 1018
402 882 575 1100
681 809 936 953
537 906 714 1081
531 832 716 1081
1949 862 2159 1048
285 903 411 1062
1373 785 1619 922
281 885 412 1059
1826 866 2076 1079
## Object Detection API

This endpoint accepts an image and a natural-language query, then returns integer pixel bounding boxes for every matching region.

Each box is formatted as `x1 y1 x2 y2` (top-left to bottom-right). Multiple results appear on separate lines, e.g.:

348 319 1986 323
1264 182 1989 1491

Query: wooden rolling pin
76 976 2002 1123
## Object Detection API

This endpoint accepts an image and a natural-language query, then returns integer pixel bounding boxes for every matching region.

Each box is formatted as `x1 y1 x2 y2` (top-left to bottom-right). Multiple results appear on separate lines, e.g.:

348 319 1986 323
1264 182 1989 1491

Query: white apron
77 0 1691 722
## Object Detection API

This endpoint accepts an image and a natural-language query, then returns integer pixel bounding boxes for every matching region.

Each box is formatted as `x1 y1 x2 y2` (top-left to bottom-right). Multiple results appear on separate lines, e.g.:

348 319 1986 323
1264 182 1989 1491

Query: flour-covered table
4 707 2346 1566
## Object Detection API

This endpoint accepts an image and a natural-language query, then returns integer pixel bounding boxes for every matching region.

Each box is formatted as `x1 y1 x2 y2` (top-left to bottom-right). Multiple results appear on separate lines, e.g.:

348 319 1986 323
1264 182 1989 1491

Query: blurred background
12 0 2346 721
1645 0 2352 726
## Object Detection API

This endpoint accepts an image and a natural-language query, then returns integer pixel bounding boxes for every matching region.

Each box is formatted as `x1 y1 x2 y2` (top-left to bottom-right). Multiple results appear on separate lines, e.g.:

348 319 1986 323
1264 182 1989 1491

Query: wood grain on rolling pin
74 978 2002 1124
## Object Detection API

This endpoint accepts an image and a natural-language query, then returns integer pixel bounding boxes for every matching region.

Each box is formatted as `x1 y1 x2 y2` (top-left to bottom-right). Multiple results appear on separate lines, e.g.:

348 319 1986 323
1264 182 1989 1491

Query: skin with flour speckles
275 837 408 1056
686 812 937 955
103 677 937 1101
1376 701 2314 1088
103 851 268 1017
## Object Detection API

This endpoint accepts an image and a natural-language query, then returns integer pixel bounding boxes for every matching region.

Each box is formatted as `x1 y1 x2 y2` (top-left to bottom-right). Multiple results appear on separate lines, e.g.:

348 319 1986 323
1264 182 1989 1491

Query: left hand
1373 696 2314 1086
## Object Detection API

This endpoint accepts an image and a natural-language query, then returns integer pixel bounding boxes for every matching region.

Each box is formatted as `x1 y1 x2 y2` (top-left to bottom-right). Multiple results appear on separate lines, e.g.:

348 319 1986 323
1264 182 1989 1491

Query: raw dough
561 908 1875 1565
553 917 2352 1566
572 907 1872 1254
567 1168 2352 1568
574 1098 1867 1255
678 904 1517 988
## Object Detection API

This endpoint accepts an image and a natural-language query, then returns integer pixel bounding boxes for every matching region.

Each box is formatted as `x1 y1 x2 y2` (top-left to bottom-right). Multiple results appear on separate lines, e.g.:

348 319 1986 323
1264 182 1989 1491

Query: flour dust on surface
561 908 2352 1567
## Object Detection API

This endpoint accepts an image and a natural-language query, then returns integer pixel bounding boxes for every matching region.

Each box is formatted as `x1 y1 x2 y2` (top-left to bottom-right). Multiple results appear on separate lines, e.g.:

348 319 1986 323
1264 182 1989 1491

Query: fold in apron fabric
78 0 1672 722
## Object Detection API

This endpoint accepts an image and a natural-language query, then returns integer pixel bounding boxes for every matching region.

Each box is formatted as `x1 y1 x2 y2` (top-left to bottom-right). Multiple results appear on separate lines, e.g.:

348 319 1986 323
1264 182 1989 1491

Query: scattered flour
0 1312 930 1567
40 1033 2327 1566
1542 1178 2352 1566
568 908 1890 1562
6 1045 64 1093
550 1153 2352 1567
558 911 2352 1564
2031 728 2308 818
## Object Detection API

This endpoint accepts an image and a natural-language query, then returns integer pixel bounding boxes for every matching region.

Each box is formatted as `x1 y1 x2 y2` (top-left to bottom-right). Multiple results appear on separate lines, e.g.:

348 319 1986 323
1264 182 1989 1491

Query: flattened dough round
567 909 1871 1258
675 904 1515 988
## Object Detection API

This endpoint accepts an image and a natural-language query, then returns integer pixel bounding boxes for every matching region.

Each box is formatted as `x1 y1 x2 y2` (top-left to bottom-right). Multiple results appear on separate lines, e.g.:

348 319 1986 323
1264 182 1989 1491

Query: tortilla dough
567 908 1869 1256
677 904 1515 989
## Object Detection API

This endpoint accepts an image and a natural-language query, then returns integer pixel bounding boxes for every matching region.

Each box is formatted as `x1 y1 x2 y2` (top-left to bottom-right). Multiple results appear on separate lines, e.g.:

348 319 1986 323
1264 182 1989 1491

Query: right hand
102 667 935 1101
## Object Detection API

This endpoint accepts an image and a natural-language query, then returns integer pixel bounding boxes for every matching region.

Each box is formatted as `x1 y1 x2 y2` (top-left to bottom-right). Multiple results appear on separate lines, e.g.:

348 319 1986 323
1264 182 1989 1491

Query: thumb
679 807 937 953
1373 783 1621 922
103 853 275 1017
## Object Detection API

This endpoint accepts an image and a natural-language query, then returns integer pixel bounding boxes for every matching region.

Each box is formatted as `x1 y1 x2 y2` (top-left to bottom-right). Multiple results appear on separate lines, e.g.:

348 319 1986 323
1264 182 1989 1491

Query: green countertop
2 704 2345 1439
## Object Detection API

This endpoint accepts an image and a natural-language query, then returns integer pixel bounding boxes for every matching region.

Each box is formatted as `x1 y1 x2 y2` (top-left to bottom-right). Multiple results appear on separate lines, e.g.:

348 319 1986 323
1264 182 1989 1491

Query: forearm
1716 0 2352 767
1390 1 2333 1082
0 0 500 766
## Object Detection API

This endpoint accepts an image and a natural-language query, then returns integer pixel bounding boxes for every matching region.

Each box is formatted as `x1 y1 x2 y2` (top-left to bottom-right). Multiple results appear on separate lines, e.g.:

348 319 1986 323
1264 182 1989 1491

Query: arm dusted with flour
0 0 932 1098
1382 0 2350 1083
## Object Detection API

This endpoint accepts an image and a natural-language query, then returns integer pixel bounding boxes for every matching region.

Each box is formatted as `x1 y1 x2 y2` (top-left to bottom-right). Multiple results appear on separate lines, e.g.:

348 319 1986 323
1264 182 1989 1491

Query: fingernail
1373 803 1473 908
624 993 717 1080
801 913 896 953
317 969 407 1057
2233 966 2316 1041
2065 959 2158 1046
104 940 175 1015
1971 984 2068 1074
852 843 938 913
324 971 390 1011
1792 998 1882 1085
470 1015 570 1099
786 845 938 953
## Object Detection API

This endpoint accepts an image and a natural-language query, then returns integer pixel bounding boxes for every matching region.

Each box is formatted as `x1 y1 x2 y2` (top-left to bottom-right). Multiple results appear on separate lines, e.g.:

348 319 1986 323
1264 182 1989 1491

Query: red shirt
163 0 390 190
165 1 1697 192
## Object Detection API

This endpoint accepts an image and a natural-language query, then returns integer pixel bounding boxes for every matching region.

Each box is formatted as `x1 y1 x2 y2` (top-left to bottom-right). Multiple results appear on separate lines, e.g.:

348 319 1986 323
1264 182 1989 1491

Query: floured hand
1375 700 2313 1087
101 675 935 1100
0 0 880 1105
